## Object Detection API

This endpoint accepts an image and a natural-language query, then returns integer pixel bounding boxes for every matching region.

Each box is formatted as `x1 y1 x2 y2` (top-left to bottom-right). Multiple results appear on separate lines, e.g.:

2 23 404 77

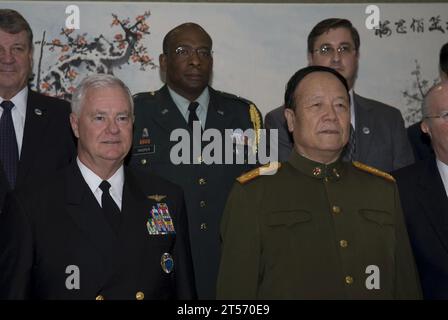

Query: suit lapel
418 158 448 253
204 88 233 131
65 163 117 265
17 90 49 185
119 168 148 243
353 93 374 161
151 85 189 133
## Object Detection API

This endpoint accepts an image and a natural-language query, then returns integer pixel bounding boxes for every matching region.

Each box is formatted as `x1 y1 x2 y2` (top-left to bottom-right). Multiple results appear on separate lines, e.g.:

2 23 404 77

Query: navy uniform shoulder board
352 161 396 183
237 162 281 184
133 91 157 101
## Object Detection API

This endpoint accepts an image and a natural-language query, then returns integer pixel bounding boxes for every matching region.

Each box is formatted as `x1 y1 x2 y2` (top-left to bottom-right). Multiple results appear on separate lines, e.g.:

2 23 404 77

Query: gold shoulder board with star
352 161 395 182
237 162 281 184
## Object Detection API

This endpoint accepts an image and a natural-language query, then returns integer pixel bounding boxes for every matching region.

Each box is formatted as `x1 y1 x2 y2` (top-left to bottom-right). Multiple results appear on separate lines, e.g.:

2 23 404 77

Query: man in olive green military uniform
129 23 262 299
217 66 421 299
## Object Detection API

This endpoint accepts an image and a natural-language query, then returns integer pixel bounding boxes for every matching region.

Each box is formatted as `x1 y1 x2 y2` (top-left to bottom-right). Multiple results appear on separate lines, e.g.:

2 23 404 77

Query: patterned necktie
0 101 19 189
343 124 356 162
99 180 121 233
187 101 200 130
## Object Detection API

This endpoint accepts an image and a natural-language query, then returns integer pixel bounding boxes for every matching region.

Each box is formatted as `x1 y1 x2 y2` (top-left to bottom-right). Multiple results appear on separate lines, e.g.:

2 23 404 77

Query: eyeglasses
172 46 213 59
425 110 448 121
313 44 356 56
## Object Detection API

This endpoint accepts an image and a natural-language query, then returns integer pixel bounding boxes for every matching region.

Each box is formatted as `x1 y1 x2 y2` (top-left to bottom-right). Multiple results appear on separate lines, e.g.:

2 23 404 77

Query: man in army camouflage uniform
217 66 421 299
129 23 262 299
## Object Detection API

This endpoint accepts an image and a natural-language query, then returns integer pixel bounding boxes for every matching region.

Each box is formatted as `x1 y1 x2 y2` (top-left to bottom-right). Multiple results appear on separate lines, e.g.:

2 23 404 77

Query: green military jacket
217 152 422 299
128 85 263 299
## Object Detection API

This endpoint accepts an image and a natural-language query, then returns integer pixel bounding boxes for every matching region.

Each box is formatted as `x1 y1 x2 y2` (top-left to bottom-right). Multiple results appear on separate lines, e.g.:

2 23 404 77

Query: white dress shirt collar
436 158 448 199
1 86 28 118
76 157 124 210
167 86 210 128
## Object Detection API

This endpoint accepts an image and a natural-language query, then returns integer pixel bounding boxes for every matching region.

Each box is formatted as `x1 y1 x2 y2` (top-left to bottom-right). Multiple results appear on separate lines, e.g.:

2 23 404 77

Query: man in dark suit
407 42 447 162
129 23 263 299
393 81 448 299
265 18 414 172
0 74 196 300
0 9 75 210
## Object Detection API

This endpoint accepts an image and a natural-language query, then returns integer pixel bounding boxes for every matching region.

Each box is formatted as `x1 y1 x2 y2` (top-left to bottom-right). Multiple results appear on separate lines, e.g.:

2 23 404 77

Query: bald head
422 81 448 117
162 22 212 53
421 81 448 164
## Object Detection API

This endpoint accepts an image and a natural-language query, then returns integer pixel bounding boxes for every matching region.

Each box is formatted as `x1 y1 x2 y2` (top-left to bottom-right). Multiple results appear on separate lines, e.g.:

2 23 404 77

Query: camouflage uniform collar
288 151 344 181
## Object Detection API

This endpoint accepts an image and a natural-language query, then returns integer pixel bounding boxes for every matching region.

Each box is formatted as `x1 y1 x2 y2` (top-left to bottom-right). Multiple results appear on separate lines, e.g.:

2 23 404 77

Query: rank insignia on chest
146 203 176 235
142 128 149 138
139 128 151 145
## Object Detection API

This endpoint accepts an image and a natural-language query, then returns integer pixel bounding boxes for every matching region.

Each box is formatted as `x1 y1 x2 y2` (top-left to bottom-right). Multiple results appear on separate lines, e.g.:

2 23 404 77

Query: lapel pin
362 127 370 135
161 109 168 115
217 110 224 116
34 108 43 116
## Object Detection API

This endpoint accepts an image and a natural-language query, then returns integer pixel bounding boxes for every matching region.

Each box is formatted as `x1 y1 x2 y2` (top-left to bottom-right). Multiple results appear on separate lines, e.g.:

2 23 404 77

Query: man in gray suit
265 18 414 172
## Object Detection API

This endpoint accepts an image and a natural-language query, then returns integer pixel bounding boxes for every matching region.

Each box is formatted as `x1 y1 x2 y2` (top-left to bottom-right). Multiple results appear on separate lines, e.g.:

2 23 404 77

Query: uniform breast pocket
264 210 314 252
130 146 159 166
266 210 312 227
358 209 395 252
261 210 315 273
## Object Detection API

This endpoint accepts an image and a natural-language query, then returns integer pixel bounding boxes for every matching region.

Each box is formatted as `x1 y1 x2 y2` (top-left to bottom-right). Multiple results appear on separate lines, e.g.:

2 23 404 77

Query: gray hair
71 74 134 115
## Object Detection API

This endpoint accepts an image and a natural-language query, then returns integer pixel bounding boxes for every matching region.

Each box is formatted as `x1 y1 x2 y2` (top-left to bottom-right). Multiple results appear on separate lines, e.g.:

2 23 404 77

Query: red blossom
67 69 78 80
111 18 120 26
114 34 123 41
140 55 150 63
62 45 70 52
52 39 61 46
77 37 87 46
41 82 51 90
138 23 149 32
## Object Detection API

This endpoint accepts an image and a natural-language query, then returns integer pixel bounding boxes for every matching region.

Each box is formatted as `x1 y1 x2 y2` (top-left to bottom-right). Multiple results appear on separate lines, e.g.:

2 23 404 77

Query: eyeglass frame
424 110 448 121
166 45 213 59
312 44 357 56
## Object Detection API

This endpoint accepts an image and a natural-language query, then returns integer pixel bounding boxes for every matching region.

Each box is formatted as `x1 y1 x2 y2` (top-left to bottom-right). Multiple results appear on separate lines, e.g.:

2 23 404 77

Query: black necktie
343 124 356 162
99 180 121 233
0 101 19 189
188 102 200 130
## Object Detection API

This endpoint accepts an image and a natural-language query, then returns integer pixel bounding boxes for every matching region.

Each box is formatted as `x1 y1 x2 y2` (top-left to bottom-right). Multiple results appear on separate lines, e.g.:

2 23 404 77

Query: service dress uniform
0 163 196 300
129 85 262 299
217 152 422 299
